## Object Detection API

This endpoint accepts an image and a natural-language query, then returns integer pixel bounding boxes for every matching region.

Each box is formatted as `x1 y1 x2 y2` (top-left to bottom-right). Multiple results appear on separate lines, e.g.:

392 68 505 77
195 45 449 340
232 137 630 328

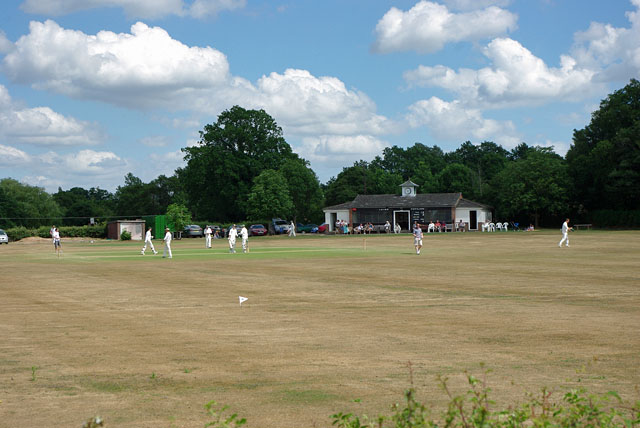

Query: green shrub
331 368 640 428
120 230 132 240
5 226 35 241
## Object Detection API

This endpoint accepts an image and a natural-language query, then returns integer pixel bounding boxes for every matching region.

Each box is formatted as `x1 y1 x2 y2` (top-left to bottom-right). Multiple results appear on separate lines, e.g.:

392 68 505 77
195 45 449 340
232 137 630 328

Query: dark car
183 224 203 237
249 224 267 236
298 223 318 233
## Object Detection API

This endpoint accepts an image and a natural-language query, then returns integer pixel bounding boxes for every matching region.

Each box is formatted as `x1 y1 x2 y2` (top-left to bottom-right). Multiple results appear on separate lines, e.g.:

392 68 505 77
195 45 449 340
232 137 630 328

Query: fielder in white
240 225 249 253
204 225 212 248
141 226 158 255
228 224 238 253
163 227 172 258
558 218 572 247
289 221 296 237
412 222 423 255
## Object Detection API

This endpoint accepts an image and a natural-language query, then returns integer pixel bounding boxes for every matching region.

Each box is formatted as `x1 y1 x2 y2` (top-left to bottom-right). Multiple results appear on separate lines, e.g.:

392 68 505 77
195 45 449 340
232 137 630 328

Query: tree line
1 79 639 229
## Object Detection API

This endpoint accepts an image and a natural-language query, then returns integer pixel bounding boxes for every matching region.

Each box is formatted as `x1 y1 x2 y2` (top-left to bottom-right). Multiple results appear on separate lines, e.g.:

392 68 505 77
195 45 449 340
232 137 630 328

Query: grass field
1 230 639 427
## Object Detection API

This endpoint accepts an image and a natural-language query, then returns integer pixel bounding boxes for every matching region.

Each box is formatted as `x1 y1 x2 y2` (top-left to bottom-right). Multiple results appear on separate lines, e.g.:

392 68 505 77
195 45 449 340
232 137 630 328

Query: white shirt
228 228 238 240
53 230 60 240
145 230 152 241
164 231 172 243
562 221 569 234
240 227 248 239
204 227 212 236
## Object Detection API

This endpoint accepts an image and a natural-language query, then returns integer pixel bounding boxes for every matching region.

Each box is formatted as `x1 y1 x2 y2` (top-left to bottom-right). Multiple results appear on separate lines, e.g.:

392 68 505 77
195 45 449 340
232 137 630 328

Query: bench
573 223 593 230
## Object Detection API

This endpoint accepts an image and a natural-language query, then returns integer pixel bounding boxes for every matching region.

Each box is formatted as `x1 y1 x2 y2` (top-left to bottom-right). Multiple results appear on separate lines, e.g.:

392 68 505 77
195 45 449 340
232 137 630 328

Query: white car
0 229 8 244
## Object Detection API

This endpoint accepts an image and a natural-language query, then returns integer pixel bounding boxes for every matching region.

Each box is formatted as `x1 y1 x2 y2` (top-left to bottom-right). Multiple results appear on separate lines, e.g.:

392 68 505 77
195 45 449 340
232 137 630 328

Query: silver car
0 229 8 244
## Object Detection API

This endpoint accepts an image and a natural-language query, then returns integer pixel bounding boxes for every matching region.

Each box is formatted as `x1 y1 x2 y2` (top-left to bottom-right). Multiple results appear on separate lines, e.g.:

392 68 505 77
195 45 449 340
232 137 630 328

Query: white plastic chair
489 222 495 232
496 222 503 231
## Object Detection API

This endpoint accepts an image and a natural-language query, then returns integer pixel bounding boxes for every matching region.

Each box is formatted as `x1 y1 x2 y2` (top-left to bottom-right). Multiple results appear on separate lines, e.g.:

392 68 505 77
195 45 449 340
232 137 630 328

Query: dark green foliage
166 203 191 232
120 230 131 240
585 209 640 228
5 226 32 241
179 106 298 221
5 224 107 241
489 147 569 227
324 161 402 206
567 78 640 211
53 186 115 225
0 178 62 228
279 158 325 223
247 170 294 220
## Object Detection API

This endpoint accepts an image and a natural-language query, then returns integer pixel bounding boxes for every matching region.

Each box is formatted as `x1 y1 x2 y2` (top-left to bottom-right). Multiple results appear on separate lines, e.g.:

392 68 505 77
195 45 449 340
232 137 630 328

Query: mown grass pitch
1 230 639 427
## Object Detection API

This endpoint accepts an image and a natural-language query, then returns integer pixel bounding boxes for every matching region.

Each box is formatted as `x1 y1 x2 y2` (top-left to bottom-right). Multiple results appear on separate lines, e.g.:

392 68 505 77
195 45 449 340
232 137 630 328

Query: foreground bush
331 369 640 428
82 368 640 427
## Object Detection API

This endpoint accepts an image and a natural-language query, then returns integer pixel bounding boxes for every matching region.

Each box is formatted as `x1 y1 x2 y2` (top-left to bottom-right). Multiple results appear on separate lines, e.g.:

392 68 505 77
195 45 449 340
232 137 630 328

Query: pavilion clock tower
400 180 418 197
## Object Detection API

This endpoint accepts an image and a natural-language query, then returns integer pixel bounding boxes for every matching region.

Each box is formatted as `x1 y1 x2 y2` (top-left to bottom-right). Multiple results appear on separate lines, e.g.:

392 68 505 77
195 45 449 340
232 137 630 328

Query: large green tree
446 141 509 200
324 161 402 206
0 178 62 227
279 158 324 223
247 170 294 220
114 173 153 216
491 147 569 227
566 79 640 211
53 186 115 225
179 106 297 221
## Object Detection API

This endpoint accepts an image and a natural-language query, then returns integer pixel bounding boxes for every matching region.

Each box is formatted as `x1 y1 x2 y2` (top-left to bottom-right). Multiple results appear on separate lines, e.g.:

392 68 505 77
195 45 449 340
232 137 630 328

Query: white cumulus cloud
407 97 520 147
404 38 597 107
298 135 388 165
571 0 640 81
2 20 231 109
0 85 103 146
250 69 394 137
0 30 12 54
0 144 31 165
19 0 246 19
372 1 517 54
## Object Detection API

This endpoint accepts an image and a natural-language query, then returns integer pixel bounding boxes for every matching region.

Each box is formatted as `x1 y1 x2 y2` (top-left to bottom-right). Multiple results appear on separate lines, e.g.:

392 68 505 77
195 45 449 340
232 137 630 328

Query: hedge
5 224 107 242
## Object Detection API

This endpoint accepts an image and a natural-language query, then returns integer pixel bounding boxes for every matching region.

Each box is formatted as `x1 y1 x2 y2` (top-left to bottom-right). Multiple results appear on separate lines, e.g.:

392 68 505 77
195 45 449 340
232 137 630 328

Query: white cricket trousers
163 242 172 258
205 235 211 248
558 233 569 247
142 238 156 254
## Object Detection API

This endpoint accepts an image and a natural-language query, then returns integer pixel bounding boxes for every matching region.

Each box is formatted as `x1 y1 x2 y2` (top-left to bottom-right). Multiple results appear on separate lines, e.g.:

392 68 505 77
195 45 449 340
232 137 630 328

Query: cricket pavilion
322 180 492 232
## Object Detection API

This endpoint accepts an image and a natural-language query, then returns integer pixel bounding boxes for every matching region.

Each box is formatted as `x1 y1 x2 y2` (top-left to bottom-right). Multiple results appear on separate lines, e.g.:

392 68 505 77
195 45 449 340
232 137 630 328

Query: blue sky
0 0 638 192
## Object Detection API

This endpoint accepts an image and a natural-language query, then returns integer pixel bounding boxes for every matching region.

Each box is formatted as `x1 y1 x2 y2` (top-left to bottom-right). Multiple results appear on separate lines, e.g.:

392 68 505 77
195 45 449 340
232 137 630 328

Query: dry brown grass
0 230 638 427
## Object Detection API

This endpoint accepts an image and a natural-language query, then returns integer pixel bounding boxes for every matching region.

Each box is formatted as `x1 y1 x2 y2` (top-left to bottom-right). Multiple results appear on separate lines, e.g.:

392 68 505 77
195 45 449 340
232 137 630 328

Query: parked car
298 223 318 233
0 229 8 244
183 224 203 237
249 224 268 236
317 223 328 233
270 218 291 235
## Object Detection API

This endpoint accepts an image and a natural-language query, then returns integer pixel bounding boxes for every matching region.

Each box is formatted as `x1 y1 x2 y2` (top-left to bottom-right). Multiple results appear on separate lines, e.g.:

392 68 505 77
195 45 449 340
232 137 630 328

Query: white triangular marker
239 296 248 306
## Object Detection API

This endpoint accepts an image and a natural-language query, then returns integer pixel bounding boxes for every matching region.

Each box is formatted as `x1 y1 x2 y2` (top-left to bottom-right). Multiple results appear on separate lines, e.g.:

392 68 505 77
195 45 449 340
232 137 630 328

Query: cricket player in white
240 225 249 253
413 222 423 255
289 221 296 237
141 227 157 255
558 218 572 247
204 225 212 248
228 224 238 253
163 227 172 258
